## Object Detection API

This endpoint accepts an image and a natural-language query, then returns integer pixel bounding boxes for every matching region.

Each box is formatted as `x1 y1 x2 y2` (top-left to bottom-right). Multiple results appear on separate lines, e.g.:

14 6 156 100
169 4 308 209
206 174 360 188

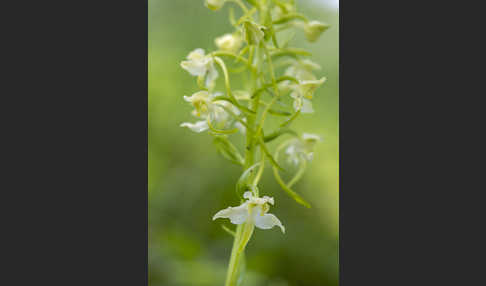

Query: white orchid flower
215 33 243 53
213 191 285 233
285 133 322 166
289 77 326 113
180 90 212 133
180 48 219 88
276 59 325 113
180 91 245 133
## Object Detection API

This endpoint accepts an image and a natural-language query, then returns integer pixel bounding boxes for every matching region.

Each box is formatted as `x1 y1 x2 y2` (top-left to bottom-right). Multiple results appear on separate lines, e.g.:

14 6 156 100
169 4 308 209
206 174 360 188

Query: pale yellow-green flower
215 33 243 53
180 48 219 88
213 191 285 233
289 77 326 113
181 91 244 133
285 133 322 166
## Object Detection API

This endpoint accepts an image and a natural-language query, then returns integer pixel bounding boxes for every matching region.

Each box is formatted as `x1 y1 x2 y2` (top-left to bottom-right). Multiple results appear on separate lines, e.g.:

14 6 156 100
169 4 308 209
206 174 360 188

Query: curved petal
187 48 206 60
301 98 314 114
253 212 285 233
180 120 209 133
205 62 219 87
212 204 249 225
180 60 207 77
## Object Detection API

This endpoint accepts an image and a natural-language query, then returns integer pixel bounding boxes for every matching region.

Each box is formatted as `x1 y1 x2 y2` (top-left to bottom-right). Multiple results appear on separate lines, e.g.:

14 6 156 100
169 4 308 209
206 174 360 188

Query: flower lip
243 191 275 206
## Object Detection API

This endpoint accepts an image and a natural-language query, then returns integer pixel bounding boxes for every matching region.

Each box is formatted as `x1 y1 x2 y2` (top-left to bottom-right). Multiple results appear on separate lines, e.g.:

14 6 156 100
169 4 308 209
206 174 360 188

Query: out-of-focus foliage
149 1 338 285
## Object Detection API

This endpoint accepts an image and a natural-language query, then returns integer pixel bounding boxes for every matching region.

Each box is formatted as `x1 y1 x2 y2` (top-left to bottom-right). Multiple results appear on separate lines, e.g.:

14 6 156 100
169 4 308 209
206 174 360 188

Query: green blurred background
149 1 338 285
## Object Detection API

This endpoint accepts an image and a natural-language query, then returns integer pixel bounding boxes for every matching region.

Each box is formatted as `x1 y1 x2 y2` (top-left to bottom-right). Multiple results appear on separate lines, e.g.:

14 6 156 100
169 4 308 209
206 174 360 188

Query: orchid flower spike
180 48 219 89
285 133 322 166
213 191 285 233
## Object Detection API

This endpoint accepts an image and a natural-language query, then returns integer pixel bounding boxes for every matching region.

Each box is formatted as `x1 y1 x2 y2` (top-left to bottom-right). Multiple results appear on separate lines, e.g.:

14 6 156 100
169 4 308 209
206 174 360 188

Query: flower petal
243 191 253 199
205 62 219 88
253 212 285 233
187 48 206 60
212 204 248 225
180 120 209 133
301 98 314 114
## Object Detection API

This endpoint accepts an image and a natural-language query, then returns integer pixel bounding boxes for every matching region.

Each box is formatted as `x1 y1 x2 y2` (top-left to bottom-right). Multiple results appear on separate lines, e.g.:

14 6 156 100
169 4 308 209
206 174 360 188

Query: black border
3 0 148 284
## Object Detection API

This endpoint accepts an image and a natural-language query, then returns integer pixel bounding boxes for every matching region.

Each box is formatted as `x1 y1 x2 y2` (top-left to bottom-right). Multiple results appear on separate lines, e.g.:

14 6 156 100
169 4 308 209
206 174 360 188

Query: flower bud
242 21 265 45
302 133 322 152
304 20 330 42
205 0 225 11
215 33 242 53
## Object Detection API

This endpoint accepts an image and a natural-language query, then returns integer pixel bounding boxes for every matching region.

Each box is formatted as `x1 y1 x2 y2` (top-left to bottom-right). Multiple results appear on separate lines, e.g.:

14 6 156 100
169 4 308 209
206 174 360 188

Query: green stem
225 224 243 286
224 6 276 285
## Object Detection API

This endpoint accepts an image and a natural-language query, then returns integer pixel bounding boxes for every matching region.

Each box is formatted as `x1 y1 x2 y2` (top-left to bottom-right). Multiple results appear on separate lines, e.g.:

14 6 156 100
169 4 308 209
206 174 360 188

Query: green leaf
270 48 311 59
276 75 299 84
212 96 256 115
213 136 244 166
268 109 292 116
280 110 301 128
258 137 284 171
263 128 297 142
272 165 311 208
273 13 308 25
207 118 239 134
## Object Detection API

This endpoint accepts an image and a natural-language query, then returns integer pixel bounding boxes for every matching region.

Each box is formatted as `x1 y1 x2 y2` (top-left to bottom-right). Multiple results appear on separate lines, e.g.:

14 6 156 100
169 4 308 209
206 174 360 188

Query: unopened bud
242 21 265 45
304 21 330 42
215 33 242 53
205 0 225 11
